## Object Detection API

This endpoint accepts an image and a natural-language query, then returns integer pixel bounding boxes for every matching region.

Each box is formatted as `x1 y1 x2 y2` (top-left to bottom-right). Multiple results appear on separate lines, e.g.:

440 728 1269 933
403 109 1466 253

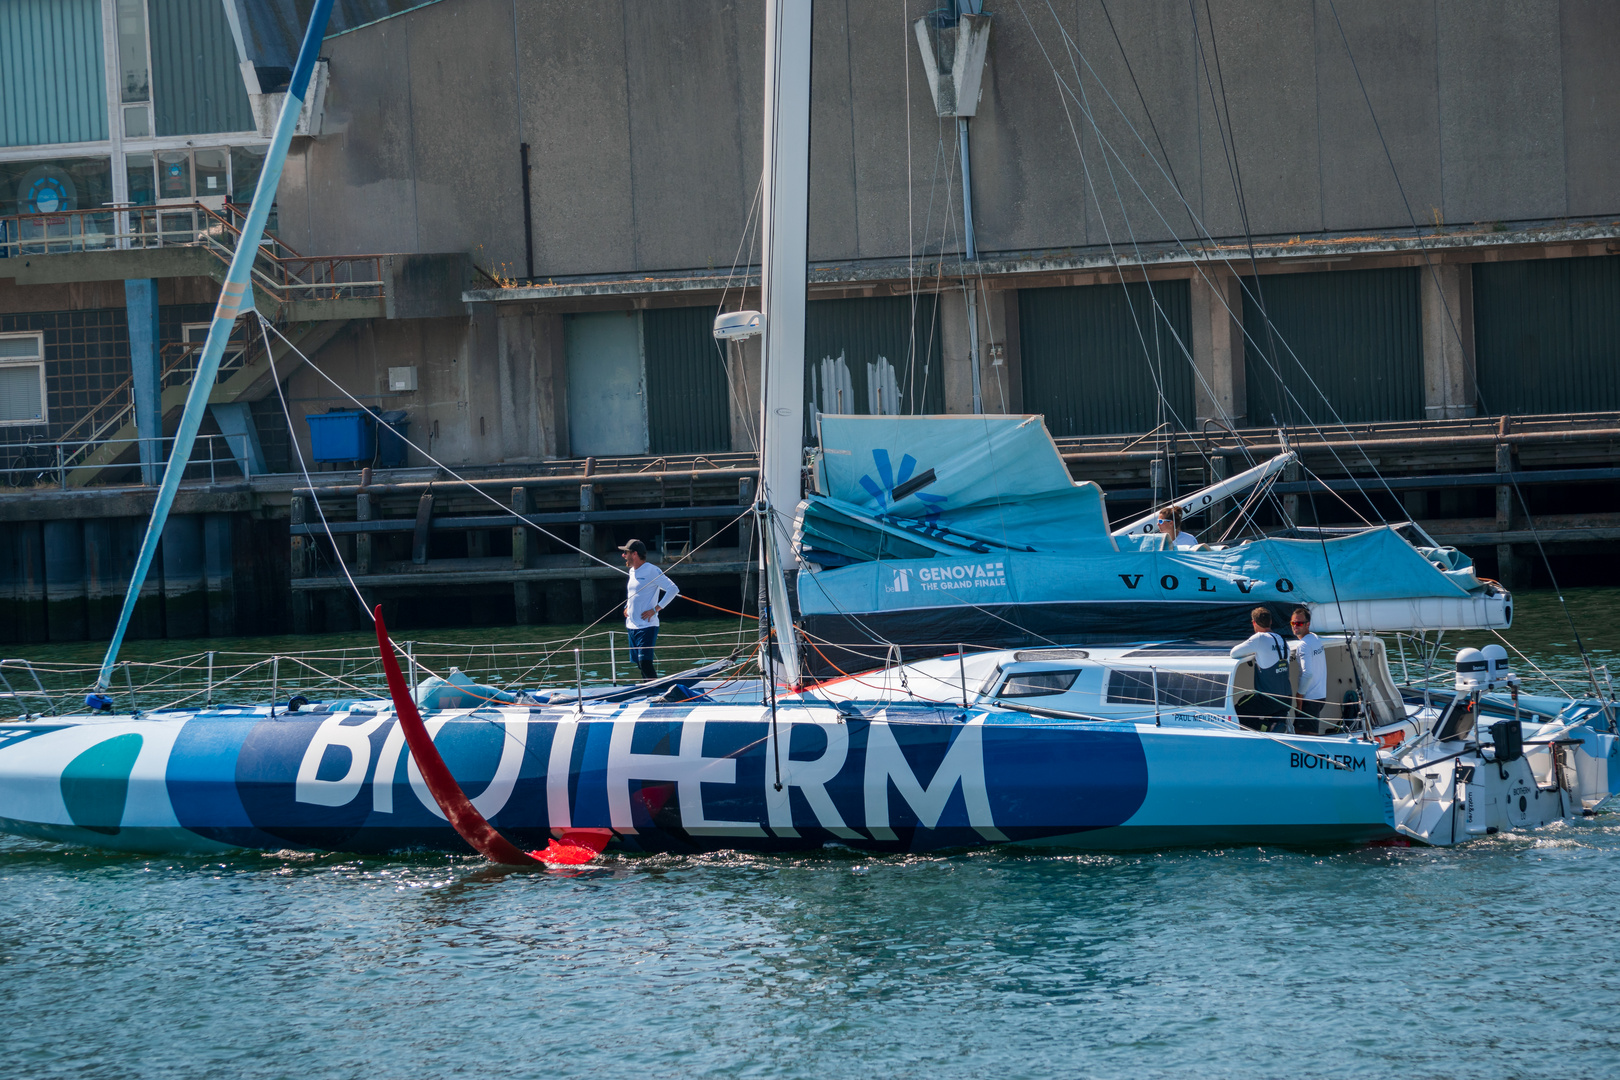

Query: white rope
258 313 373 621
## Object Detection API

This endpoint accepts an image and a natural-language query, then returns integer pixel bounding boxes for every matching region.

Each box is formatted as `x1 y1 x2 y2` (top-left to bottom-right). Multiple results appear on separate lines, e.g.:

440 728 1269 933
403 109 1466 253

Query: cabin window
1105 669 1227 708
999 670 1080 697
0 334 46 426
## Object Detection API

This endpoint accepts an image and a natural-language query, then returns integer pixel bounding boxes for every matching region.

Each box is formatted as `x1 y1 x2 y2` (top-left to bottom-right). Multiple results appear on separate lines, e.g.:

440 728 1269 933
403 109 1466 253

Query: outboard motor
1455 647 1489 693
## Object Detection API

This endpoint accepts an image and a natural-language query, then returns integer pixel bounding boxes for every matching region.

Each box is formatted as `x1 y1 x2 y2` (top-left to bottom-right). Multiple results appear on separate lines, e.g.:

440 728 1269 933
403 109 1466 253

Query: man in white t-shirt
620 538 680 680
1289 606 1328 735
1155 506 1198 549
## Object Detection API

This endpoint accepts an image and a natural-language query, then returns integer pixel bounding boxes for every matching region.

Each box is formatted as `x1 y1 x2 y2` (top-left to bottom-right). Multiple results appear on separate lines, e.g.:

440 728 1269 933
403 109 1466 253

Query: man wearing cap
620 539 680 680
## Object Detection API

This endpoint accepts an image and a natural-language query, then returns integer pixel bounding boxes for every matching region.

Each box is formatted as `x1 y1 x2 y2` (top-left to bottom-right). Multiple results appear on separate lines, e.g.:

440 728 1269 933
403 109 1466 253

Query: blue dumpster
307 410 375 463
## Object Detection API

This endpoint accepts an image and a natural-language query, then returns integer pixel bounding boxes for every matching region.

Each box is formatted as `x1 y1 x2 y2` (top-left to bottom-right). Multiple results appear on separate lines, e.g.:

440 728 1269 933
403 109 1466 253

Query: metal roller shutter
1474 255 1620 416
1243 267 1423 427
644 305 731 454
1018 280 1193 436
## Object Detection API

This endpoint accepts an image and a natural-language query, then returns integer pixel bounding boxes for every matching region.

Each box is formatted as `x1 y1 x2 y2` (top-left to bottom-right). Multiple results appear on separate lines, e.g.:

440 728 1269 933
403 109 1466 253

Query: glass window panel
0 364 45 424
1000 670 1080 698
126 153 156 206
158 152 192 199
0 158 114 216
0 336 42 359
116 0 150 104
230 146 267 203
194 150 227 195
123 105 150 138
1105 669 1229 708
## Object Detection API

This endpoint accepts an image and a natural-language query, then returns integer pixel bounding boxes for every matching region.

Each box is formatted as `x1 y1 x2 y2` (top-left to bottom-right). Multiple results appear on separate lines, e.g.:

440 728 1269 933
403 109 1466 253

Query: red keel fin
375 605 594 867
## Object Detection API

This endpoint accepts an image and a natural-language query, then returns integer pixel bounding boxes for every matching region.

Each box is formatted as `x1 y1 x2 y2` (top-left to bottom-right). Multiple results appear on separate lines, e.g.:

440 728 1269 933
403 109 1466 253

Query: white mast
757 0 812 685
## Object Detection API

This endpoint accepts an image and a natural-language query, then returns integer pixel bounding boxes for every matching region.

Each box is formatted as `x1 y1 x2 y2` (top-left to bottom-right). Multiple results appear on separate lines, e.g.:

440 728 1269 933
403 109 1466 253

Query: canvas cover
797 415 1496 629
802 414 1111 565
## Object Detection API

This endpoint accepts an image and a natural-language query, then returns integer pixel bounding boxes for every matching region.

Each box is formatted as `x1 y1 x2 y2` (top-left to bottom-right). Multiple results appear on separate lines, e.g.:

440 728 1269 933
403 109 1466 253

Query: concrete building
3 0 1619 642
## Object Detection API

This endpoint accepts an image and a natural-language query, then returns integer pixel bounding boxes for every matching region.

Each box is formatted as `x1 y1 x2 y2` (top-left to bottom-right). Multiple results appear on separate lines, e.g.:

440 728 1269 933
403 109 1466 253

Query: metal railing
0 432 251 490
0 202 386 303
0 628 759 718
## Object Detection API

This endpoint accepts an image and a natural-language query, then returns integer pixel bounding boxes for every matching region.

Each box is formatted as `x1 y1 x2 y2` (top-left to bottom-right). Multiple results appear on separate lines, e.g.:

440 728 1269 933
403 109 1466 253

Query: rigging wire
258 313 372 623
1322 0 1611 713
1021 2 1287 549
1024 4 1419 528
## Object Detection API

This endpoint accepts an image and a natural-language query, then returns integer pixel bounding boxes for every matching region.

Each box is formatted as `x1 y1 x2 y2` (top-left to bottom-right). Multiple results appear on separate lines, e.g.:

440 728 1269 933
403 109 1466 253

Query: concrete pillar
1495 439 1517 589
1206 455 1228 534
1190 270 1246 429
0 523 47 644
289 496 309 634
942 286 1013 415
203 513 235 636
43 520 87 642
578 482 597 618
113 517 165 640
83 519 119 639
513 486 537 624
1422 263 1476 419
161 514 207 639
125 279 162 485
1281 458 1301 527
355 492 373 574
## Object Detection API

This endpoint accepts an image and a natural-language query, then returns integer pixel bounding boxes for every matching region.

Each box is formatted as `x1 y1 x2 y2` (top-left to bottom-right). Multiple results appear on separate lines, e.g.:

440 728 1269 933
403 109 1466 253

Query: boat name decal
1119 573 1293 596
1289 751 1367 772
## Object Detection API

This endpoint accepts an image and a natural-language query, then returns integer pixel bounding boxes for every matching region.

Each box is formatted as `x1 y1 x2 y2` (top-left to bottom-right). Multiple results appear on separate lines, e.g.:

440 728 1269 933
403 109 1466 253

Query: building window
0 335 47 426
126 153 156 206
0 158 115 217
0 159 116 255
116 0 151 103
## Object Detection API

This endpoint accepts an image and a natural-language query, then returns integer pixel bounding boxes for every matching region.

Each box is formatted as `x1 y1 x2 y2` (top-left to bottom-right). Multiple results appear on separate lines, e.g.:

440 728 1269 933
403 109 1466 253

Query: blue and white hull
0 703 1394 855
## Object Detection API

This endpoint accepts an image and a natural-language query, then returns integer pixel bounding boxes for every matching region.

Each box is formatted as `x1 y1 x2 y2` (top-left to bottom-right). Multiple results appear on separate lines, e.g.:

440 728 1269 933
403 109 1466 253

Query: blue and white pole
96 0 335 690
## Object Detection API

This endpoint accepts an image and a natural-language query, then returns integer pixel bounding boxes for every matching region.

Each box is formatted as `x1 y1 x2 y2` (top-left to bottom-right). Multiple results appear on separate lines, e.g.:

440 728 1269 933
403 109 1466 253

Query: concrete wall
286 311 568 468
277 0 1620 274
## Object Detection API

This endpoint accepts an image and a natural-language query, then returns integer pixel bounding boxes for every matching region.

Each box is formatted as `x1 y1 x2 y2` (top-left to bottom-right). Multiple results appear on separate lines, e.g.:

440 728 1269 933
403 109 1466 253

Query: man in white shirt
620 538 680 680
1289 606 1328 735
1229 607 1290 731
1155 505 1198 549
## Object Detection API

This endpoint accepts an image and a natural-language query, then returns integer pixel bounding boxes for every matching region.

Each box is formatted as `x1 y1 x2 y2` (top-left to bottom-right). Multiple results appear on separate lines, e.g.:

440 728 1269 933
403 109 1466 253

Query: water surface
3 590 1618 1078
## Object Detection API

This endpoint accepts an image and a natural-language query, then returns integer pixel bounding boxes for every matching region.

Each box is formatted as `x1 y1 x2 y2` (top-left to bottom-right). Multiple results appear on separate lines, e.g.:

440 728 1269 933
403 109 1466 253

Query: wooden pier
3 412 1618 643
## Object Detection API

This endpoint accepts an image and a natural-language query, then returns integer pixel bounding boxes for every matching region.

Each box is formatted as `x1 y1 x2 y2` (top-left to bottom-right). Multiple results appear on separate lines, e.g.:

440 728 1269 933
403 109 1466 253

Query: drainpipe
960 116 981 412
915 5 992 413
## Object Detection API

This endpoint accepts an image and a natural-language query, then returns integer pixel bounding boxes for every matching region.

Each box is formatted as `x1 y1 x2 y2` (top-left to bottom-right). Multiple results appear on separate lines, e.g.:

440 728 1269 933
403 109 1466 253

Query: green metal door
804 295 943 438
644 306 731 454
1474 255 1620 416
1018 280 1193 436
1243 267 1423 426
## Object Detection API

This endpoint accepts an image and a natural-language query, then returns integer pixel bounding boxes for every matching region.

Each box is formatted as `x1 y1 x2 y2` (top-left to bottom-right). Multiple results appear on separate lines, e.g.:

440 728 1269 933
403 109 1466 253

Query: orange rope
679 596 758 620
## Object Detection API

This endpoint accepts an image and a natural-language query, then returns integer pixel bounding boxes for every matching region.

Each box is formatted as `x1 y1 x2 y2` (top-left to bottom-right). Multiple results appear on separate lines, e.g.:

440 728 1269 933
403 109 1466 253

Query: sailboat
0 2 1610 859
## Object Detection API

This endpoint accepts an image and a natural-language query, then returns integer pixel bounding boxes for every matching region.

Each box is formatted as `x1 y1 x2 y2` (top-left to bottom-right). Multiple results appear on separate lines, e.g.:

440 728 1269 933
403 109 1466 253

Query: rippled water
3 590 1619 1078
